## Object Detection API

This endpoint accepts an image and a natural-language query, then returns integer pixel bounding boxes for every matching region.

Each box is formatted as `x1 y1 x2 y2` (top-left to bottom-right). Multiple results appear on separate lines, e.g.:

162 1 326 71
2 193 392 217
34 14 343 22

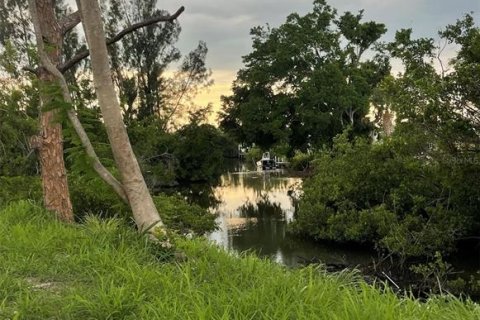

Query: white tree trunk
76 0 164 232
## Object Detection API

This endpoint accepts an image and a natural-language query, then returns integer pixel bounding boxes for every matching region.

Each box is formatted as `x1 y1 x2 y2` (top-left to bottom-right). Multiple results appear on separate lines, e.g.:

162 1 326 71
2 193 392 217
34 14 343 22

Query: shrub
68 174 130 219
289 150 314 171
0 176 42 208
172 124 235 182
127 119 178 188
69 175 217 234
0 175 217 235
153 194 217 235
291 131 479 260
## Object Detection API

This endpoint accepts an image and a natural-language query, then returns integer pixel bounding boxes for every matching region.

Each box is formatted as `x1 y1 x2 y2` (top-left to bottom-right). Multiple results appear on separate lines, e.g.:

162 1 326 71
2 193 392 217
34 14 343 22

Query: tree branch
60 11 81 35
161 65 196 131
28 0 128 203
58 6 185 73
23 66 39 75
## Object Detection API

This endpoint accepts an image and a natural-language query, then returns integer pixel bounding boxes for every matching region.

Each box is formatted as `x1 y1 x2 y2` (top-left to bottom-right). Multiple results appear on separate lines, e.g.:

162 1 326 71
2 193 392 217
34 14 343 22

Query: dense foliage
0 0 479 302
173 123 236 182
292 14 480 261
292 131 480 260
220 0 389 152
0 175 217 235
0 80 39 176
0 0 235 191
0 176 42 208
127 119 236 185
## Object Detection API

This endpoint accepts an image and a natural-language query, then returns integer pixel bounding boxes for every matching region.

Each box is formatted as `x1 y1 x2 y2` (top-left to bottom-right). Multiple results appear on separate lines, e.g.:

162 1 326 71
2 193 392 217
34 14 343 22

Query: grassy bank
0 201 479 319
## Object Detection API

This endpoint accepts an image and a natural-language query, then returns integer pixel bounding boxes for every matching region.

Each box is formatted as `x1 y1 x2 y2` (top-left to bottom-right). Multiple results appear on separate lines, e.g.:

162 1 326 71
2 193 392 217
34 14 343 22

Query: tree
75 0 168 232
0 2 39 176
27 0 132 223
172 123 235 182
220 0 389 151
0 81 39 176
27 0 75 222
22 0 185 224
440 14 480 135
105 0 181 122
104 0 212 129
293 16 480 262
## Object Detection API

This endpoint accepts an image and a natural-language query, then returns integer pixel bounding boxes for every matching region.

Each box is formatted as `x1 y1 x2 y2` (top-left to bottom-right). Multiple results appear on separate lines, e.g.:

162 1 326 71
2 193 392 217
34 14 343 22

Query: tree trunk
34 0 73 222
76 0 164 232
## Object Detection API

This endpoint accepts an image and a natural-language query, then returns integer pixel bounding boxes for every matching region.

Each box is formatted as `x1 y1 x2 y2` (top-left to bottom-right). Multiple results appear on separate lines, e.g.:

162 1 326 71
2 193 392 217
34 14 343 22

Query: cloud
66 0 480 122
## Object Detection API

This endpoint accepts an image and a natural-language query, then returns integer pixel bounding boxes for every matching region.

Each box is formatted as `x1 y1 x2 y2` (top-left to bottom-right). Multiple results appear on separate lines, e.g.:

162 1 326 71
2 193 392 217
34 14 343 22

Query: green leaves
0 40 21 76
0 82 39 176
293 125 480 261
221 1 388 150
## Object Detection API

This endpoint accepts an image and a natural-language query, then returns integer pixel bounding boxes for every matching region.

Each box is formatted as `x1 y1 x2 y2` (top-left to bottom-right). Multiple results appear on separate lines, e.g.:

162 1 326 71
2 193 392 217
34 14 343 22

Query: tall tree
104 0 212 129
27 0 74 221
23 0 185 222
75 0 166 232
220 0 389 151
27 0 131 220
106 0 180 122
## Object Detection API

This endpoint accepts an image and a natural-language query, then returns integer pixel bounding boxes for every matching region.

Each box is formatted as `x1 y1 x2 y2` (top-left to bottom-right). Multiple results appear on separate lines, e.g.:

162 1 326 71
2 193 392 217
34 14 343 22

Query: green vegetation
220 0 387 152
0 176 217 235
0 176 42 208
289 151 315 172
244 146 262 164
0 82 39 176
1 0 479 314
217 1 480 294
292 131 480 261
173 123 236 182
1 201 479 319
0 0 235 188
290 12 480 265
152 194 217 235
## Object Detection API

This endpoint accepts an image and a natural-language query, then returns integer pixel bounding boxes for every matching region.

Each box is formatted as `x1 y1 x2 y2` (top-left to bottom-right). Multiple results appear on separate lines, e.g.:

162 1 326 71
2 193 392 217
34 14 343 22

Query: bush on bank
291 130 480 261
0 175 216 235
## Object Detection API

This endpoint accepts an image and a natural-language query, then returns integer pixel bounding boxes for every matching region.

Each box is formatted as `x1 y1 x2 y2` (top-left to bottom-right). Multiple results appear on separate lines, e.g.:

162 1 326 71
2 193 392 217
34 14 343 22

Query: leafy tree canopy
220 0 390 152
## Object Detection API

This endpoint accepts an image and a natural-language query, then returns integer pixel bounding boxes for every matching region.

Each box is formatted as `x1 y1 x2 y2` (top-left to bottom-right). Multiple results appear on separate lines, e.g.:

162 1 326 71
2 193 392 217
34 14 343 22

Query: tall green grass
0 201 478 319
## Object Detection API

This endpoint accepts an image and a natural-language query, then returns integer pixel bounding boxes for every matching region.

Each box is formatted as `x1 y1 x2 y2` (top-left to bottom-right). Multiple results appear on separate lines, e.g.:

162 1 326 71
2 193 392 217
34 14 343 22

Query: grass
0 201 479 319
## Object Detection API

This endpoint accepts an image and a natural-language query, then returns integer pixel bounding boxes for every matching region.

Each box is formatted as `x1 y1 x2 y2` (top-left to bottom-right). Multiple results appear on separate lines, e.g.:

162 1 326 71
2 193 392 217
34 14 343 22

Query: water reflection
208 169 373 267
161 181 220 209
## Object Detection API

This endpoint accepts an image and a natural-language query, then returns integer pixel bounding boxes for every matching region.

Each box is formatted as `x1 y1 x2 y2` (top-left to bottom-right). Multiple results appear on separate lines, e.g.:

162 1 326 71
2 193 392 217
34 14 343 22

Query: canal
207 163 374 268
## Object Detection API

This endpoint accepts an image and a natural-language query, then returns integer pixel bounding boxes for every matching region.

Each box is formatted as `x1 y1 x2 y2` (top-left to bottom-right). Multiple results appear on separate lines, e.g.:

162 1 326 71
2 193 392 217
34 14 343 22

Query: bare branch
58 6 185 73
60 10 81 35
436 38 449 78
23 66 39 75
162 64 197 131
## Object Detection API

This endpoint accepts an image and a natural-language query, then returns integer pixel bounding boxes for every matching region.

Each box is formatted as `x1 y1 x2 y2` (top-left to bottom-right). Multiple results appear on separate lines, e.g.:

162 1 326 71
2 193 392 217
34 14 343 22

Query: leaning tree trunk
30 0 73 222
76 0 164 232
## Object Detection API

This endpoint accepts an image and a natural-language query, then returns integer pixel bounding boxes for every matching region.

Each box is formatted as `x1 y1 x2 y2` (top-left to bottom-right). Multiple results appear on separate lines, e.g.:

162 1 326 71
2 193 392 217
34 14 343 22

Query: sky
153 0 480 118
70 0 480 119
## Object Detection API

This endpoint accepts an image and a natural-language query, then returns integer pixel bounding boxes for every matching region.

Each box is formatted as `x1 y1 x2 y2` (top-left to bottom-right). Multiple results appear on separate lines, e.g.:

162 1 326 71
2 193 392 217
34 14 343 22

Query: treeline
0 0 234 225
0 0 236 182
220 0 480 266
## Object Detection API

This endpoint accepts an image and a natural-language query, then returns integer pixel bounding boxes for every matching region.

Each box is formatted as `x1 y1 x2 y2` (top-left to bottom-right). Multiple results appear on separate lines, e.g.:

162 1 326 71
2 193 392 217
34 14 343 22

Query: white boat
256 152 277 170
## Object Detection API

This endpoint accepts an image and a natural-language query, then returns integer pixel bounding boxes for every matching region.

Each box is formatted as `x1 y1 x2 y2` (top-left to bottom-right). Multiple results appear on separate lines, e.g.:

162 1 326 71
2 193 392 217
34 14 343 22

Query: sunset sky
66 0 480 122
156 0 479 121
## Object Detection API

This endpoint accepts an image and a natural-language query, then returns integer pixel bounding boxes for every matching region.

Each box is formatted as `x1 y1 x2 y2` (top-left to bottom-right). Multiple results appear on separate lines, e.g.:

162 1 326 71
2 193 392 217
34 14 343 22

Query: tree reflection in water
209 169 373 267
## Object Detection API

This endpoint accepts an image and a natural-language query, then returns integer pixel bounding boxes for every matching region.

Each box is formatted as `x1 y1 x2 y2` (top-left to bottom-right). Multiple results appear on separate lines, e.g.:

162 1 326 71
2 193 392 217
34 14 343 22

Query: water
208 165 374 268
